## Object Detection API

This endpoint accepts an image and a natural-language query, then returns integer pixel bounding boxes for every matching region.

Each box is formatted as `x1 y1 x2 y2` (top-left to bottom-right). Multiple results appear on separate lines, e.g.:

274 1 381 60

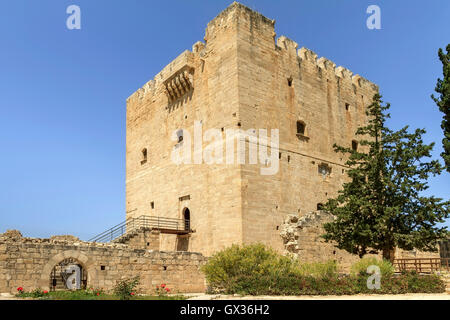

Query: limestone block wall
280 211 440 272
231 3 379 253
125 2 380 256
114 228 161 251
0 231 206 294
125 4 244 256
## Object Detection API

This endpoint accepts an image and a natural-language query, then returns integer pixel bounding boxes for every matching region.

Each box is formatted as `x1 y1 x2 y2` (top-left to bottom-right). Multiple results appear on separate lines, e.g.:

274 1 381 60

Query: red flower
130 292 135 296
96 292 100 296
165 288 170 292
161 284 166 288
17 287 23 292
43 290 48 294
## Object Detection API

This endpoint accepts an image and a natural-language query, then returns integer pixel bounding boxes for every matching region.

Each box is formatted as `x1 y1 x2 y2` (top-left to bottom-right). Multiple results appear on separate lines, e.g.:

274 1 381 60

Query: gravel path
186 293 450 300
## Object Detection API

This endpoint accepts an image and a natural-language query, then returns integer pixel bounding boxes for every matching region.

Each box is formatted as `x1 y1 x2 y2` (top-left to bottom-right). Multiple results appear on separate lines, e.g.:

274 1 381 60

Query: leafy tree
322 94 449 262
432 44 450 172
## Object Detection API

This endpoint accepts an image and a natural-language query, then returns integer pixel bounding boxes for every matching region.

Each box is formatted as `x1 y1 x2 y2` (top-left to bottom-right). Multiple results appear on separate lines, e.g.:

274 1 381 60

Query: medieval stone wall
126 5 243 256
280 211 440 272
234 4 378 253
125 2 378 256
0 231 206 294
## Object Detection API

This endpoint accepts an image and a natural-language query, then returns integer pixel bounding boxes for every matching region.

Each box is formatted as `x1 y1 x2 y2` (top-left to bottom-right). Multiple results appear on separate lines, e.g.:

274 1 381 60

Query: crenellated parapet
294 46 378 93
127 1 378 107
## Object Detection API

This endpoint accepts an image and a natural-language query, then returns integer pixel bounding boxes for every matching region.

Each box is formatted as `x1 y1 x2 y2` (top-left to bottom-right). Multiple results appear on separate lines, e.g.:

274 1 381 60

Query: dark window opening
183 208 191 231
100 266 105 271
163 266 167 271
141 148 148 165
296 121 306 136
151 202 155 209
288 77 293 87
352 140 358 151
345 103 350 111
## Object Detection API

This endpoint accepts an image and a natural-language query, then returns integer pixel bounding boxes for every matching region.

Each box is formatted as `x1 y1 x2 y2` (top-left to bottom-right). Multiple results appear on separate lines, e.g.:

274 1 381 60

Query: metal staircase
88 215 191 243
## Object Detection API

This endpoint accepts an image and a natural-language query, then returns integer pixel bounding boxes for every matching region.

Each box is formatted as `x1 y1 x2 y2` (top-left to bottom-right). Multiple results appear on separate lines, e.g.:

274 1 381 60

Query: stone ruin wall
280 211 441 272
0 230 206 295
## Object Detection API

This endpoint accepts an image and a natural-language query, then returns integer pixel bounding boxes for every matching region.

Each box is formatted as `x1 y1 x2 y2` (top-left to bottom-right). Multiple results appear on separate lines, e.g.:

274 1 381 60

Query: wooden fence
393 258 450 273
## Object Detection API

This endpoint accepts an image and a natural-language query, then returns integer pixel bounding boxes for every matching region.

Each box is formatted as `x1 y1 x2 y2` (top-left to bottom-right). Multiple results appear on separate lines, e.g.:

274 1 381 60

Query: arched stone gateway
49 258 87 291
39 251 97 291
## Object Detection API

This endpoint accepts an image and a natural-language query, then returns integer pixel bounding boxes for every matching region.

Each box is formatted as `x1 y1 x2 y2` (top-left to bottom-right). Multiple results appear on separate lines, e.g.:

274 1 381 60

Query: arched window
177 130 184 143
296 121 306 136
141 148 147 165
183 208 190 231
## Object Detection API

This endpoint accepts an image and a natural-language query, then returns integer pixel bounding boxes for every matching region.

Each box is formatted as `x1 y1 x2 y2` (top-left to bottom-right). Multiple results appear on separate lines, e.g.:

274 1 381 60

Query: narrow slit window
141 148 148 165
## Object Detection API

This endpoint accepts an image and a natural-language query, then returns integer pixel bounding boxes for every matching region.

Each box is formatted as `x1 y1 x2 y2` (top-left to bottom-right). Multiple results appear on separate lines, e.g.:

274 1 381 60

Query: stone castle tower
125 2 378 256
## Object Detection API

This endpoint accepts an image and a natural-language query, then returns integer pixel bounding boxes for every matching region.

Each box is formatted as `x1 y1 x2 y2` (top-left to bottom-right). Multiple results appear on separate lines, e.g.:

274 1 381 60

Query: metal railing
394 258 450 273
88 215 191 243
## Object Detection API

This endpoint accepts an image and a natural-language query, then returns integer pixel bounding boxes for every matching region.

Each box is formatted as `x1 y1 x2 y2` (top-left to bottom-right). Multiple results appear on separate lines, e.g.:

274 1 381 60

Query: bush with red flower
155 284 172 297
15 287 49 298
113 276 140 300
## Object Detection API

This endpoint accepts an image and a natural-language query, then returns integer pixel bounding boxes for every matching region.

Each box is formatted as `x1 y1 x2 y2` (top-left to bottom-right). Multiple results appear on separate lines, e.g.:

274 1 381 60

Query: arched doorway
183 207 190 231
49 258 87 291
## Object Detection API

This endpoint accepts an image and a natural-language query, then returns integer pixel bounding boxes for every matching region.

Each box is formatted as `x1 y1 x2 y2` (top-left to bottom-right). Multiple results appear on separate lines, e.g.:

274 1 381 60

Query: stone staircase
112 227 151 244
112 227 161 250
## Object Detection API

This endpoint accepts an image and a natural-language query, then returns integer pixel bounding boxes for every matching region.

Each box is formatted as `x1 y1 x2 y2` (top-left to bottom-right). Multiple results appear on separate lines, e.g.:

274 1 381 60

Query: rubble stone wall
0 231 206 294
280 211 440 272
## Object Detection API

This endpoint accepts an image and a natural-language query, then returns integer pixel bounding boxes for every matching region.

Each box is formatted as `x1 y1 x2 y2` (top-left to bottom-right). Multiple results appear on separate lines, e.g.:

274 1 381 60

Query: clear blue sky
0 0 449 240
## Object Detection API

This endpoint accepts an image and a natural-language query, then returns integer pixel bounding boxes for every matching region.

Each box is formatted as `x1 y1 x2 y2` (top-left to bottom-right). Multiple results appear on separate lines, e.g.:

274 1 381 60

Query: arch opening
183 207 191 231
49 258 87 291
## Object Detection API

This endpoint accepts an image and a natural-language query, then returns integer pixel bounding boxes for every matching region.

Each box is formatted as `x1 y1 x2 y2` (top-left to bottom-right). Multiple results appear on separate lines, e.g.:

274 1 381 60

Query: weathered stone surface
1 230 22 241
280 210 440 272
125 2 378 256
0 231 206 294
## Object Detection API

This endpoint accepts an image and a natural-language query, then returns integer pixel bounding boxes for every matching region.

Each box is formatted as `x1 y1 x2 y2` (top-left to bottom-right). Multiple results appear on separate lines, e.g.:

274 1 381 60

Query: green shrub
351 257 395 277
202 244 445 296
295 260 338 279
113 276 140 300
202 244 298 293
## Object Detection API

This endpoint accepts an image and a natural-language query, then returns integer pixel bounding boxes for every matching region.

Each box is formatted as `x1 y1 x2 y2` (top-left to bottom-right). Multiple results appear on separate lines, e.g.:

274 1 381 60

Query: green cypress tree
322 94 450 262
432 44 450 172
